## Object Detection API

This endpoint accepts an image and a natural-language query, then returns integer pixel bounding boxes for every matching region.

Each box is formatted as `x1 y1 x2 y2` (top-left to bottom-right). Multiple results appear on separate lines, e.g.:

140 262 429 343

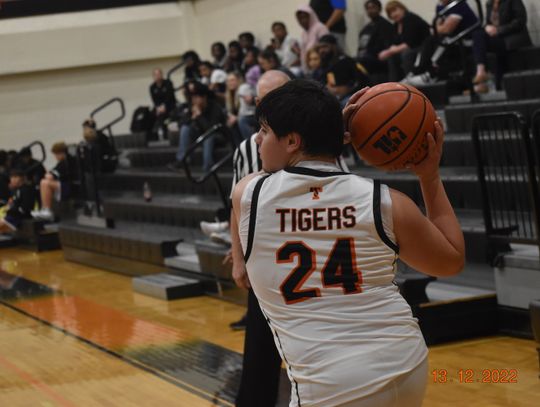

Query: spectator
32 142 79 222
310 0 347 49
18 147 45 188
224 41 245 73
239 32 258 53
199 61 228 101
181 50 201 81
242 46 260 74
403 0 479 87
150 68 177 139
0 169 36 234
305 46 325 82
357 0 395 79
168 82 226 173
0 150 9 205
258 48 295 78
225 72 257 141
82 119 118 173
378 1 430 81
296 4 330 73
472 0 531 92
211 42 228 69
271 22 300 70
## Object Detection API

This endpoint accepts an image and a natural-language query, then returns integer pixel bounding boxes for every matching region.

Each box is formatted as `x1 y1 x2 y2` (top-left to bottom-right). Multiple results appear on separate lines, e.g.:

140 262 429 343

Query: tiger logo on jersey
310 187 323 200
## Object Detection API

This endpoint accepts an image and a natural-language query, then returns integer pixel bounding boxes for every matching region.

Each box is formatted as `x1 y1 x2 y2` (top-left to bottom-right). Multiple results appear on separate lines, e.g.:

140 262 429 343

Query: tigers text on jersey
239 161 427 407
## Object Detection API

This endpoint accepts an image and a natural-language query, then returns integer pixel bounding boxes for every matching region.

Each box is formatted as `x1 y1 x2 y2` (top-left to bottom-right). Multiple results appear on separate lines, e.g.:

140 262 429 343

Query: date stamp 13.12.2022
432 369 518 384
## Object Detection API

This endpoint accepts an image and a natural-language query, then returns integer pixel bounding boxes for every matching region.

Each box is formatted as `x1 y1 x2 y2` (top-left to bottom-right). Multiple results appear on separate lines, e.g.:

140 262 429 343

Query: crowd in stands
144 0 532 171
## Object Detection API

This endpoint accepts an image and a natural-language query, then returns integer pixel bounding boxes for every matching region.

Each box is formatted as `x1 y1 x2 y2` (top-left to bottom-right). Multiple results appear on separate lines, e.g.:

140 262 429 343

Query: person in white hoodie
296 4 330 73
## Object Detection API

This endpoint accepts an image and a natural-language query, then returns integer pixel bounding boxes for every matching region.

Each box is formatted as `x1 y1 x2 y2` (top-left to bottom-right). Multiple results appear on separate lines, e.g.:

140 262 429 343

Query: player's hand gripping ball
344 83 437 171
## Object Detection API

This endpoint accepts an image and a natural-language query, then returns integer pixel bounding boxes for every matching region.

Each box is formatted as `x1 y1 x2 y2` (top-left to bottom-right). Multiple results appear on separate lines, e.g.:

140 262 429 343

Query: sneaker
167 161 183 171
229 314 247 331
401 72 435 87
32 208 54 221
210 231 232 246
200 220 230 236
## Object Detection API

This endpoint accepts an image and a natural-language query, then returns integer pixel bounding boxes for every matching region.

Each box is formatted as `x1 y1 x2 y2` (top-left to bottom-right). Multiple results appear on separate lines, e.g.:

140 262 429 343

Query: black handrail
90 97 125 148
167 61 186 92
532 109 540 170
433 0 484 46
181 123 237 211
22 141 46 176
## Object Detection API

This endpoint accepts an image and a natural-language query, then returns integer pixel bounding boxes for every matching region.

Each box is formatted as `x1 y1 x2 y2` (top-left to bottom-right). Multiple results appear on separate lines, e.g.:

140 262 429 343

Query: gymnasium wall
1 0 539 167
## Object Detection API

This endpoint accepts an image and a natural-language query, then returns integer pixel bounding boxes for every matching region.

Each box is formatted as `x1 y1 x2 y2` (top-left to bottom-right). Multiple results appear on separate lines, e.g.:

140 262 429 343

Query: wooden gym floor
0 248 538 407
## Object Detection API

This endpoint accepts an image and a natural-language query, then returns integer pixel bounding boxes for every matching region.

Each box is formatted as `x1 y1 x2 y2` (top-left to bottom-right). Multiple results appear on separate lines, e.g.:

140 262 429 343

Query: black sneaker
229 314 247 331
167 161 183 171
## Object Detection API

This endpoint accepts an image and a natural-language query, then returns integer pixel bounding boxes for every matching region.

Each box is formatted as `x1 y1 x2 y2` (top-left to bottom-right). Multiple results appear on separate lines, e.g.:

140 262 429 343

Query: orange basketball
347 82 437 171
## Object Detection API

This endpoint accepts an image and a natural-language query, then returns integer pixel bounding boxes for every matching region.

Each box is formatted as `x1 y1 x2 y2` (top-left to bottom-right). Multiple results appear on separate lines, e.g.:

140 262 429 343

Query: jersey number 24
276 238 363 304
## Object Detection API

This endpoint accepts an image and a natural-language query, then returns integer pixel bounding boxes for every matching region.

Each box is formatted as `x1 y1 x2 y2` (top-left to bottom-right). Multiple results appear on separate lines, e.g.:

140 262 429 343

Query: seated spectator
305 46 325 82
82 119 118 173
211 42 228 69
169 82 226 172
0 169 36 234
296 4 330 73
378 1 430 81
357 0 395 78
224 41 245 73
0 150 9 205
472 0 531 92
239 32 259 53
150 68 177 139
225 72 257 141
258 48 295 78
403 0 479 87
242 47 260 75
6 150 18 171
318 34 369 90
310 0 347 49
182 50 201 81
199 61 228 102
270 22 301 70
18 147 45 188
32 142 79 221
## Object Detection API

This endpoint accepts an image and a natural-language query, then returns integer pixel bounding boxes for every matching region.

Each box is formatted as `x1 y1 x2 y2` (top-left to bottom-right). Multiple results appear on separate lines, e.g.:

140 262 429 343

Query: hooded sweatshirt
297 4 330 71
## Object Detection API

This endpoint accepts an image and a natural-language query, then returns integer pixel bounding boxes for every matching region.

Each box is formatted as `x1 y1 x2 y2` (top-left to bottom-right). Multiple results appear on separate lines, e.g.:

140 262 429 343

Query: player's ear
286 132 302 153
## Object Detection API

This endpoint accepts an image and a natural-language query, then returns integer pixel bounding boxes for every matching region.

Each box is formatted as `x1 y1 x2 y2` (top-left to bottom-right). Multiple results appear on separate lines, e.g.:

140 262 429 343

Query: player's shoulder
232 171 265 203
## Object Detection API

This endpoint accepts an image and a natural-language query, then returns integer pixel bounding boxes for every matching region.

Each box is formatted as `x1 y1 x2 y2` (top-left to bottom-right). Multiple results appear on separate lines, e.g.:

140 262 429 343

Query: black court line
0 272 237 407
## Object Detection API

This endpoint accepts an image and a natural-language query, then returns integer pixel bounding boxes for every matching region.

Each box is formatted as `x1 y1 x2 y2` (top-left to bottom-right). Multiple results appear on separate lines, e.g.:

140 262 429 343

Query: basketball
347 82 437 171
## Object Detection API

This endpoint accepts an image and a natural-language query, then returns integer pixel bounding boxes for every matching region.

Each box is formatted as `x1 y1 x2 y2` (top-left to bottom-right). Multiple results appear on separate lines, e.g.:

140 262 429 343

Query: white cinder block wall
0 0 538 166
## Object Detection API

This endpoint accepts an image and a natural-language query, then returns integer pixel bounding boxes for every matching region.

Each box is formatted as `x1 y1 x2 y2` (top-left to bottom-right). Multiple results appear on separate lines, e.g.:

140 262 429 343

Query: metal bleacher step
99 168 233 196
0 234 17 248
448 90 507 105
414 81 448 108
124 146 232 168
102 192 222 228
113 132 147 149
503 69 540 101
444 98 540 133
132 273 204 300
59 220 204 275
506 46 540 71
165 242 202 273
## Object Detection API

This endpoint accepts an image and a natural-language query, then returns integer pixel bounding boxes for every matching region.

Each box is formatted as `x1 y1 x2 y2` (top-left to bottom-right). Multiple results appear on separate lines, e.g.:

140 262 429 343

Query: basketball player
231 80 465 406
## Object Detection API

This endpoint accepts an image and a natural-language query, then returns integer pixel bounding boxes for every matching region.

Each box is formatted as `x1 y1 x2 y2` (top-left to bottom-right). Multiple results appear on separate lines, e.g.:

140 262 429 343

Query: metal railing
472 112 540 262
167 61 186 92
90 97 125 149
433 0 484 46
22 141 46 174
181 123 237 212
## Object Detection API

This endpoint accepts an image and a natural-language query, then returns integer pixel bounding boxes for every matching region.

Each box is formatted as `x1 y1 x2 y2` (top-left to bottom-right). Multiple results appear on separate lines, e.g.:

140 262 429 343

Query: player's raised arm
391 120 465 277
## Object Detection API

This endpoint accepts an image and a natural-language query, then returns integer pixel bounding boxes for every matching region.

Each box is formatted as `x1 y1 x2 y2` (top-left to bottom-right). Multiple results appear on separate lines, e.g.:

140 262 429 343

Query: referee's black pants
236 288 282 407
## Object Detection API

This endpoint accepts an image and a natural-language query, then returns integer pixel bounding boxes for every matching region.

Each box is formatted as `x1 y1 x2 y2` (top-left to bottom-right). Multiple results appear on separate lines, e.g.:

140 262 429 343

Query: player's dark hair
256 79 343 158
199 61 215 70
238 32 255 43
272 21 286 30
211 42 226 55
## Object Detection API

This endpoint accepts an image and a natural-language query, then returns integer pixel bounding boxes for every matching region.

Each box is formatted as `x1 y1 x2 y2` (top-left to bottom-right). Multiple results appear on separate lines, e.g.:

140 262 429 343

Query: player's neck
287 153 336 167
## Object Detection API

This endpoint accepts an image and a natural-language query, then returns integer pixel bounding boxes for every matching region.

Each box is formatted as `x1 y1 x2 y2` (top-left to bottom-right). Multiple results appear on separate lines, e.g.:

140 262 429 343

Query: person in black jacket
150 68 177 139
0 151 9 205
32 142 79 221
378 0 430 81
168 81 227 173
0 169 36 233
472 0 532 91
82 119 118 173
357 0 395 79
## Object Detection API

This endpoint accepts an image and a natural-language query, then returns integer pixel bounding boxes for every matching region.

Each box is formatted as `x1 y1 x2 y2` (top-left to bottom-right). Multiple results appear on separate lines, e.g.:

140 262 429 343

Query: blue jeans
176 124 215 172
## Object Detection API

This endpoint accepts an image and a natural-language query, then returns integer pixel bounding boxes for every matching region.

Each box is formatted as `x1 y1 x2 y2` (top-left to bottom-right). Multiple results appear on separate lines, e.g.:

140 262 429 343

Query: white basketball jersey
239 161 427 407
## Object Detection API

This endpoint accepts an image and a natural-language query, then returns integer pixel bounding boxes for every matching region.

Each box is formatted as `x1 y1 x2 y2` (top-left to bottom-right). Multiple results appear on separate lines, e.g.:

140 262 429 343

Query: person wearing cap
168 81 227 172
198 61 228 102
318 34 369 103
32 142 79 222
0 169 36 234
